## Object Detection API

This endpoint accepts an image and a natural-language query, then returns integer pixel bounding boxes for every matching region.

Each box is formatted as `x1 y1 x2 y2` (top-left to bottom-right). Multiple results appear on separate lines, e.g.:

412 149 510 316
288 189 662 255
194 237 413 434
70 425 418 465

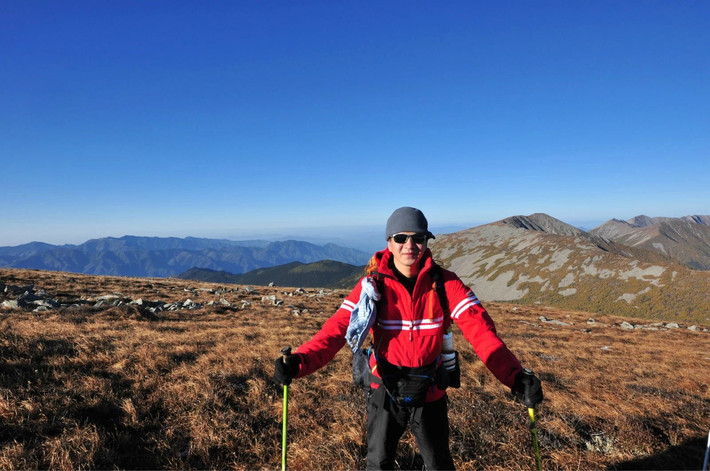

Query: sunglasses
390 233 428 245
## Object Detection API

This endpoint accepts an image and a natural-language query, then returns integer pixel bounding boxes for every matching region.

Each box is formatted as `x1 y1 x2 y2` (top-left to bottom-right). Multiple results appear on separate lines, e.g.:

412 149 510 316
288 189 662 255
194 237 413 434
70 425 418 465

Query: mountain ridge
591 214 710 269
0 236 370 277
178 260 365 289
430 213 710 322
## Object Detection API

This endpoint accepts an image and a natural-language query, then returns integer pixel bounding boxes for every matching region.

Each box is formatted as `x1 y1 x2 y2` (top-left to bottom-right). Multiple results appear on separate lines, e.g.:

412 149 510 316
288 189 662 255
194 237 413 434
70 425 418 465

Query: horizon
3 212 704 253
3 2 708 248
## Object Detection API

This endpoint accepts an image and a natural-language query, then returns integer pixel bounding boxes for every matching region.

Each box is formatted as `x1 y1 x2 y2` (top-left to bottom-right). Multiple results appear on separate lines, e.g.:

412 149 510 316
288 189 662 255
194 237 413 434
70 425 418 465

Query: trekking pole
702 427 710 471
281 346 291 471
528 407 542 471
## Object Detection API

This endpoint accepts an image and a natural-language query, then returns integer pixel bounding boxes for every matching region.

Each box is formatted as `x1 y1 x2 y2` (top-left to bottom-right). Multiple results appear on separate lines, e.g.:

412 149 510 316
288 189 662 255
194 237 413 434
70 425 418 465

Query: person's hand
274 354 301 386
513 368 543 408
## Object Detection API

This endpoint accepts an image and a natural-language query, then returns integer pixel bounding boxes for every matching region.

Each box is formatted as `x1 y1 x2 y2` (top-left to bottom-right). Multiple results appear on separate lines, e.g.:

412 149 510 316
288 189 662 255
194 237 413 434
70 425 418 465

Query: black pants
366 387 455 470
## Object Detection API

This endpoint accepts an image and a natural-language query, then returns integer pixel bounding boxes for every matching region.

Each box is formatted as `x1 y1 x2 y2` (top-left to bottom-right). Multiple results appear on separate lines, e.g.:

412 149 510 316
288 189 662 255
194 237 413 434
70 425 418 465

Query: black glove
512 368 543 408
274 354 301 386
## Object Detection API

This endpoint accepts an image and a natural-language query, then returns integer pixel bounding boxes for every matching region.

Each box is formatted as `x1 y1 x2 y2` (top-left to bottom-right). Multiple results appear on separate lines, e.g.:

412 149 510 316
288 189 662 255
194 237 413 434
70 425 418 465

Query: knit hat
385 207 435 240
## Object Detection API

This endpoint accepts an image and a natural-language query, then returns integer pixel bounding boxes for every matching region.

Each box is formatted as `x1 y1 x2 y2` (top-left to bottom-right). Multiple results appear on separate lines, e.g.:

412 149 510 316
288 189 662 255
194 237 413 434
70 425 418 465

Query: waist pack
377 357 439 407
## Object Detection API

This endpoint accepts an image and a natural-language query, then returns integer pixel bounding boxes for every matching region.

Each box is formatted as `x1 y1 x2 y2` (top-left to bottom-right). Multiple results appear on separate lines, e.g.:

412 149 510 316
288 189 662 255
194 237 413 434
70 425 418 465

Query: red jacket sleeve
445 272 522 388
294 278 364 378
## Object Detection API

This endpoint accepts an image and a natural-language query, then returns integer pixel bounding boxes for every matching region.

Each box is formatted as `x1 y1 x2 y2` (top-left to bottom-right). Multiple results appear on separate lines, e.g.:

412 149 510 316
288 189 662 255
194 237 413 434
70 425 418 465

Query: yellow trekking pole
281 346 291 471
528 407 542 471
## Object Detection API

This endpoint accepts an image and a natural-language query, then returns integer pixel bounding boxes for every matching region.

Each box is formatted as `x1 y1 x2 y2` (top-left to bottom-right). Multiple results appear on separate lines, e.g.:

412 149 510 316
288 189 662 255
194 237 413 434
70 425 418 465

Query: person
274 207 543 470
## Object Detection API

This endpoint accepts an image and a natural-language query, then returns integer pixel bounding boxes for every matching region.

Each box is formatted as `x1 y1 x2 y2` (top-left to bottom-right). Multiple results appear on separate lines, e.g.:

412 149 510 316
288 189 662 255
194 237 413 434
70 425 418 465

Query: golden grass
1 268 708 470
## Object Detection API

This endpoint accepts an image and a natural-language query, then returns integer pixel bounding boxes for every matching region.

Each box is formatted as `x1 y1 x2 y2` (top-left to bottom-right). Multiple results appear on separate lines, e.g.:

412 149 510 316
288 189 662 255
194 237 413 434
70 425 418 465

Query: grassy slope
0 268 708 470
179 260 366 289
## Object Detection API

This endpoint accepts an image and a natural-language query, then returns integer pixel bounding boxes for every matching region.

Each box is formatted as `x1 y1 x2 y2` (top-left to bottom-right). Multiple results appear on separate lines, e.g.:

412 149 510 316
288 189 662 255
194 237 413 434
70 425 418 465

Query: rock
620 321 635 330
539 316 570 326
1 300 19 309
31 299 59 309
665 322 680 329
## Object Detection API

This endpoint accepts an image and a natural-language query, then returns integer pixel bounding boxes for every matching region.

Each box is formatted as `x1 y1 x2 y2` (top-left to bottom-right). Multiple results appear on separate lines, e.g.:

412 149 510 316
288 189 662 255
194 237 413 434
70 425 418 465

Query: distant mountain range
178 260 365 289
590 215 710 269
0 236 371 277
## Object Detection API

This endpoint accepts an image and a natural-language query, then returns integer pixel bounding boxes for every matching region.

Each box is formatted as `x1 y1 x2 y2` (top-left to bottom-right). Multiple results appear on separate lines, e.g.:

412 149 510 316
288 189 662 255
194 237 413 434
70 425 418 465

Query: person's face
387 232 427 274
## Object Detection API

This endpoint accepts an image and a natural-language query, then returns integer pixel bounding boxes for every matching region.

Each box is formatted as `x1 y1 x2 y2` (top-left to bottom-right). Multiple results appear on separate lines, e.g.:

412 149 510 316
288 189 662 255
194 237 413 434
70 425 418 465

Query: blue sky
2 1 709 251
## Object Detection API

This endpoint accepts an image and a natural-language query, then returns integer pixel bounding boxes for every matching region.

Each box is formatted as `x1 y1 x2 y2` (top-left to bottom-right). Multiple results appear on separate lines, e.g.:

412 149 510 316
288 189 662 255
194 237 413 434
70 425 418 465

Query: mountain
0 236 371 277
178 260 366 289
590 215 710 270
430 213 710 323
500 213 586 237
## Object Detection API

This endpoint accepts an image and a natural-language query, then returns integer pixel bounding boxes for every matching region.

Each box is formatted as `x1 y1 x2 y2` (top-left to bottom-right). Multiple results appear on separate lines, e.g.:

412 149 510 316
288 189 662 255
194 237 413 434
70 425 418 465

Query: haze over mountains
0 236 370 277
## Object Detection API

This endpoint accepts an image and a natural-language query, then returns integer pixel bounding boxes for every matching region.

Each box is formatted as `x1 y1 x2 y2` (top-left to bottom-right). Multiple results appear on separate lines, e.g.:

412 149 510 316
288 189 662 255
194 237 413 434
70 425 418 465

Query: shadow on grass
610 435 706 470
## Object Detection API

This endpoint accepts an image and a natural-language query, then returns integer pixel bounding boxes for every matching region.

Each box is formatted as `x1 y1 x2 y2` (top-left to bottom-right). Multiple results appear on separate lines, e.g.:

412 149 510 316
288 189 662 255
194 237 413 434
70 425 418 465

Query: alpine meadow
1 214 709 470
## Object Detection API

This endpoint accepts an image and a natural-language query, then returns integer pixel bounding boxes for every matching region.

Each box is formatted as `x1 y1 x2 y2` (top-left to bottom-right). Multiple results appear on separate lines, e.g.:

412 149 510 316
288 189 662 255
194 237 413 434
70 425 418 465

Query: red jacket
294 248 523 402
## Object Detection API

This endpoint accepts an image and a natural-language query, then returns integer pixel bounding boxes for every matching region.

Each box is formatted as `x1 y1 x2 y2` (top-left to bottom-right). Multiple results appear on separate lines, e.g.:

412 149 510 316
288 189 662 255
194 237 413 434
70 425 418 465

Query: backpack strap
430 263 451 328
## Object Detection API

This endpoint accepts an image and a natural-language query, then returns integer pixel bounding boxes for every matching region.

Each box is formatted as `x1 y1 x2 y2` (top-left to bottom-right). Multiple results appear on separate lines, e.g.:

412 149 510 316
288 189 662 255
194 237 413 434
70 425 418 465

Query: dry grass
1 268 708 470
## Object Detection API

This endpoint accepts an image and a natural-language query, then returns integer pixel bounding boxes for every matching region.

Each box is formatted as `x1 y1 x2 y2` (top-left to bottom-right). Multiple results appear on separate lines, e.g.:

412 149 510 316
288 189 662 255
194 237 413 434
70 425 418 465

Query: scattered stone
665 322 680 329
601 346 612 351
620 321 635 330
539 316 570 326
1 300 19 309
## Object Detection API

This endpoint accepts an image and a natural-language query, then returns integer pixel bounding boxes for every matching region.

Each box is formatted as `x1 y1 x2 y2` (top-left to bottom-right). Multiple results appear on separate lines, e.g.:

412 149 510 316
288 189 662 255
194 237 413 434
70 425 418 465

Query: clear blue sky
2 1 709 250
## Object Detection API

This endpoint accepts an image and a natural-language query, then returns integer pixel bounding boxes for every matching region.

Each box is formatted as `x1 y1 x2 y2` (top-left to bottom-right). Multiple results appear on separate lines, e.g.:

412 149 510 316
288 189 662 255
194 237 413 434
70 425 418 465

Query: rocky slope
430 214 710 323
590 215 710 269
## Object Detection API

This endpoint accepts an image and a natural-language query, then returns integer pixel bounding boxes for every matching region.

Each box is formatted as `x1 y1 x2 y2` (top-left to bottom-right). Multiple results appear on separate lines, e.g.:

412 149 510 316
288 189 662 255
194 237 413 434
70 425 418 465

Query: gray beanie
385 207 435 240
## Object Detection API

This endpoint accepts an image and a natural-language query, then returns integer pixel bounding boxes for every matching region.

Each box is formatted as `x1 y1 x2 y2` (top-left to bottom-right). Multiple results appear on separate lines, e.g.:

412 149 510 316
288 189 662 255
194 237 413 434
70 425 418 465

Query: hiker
274 207 543 470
